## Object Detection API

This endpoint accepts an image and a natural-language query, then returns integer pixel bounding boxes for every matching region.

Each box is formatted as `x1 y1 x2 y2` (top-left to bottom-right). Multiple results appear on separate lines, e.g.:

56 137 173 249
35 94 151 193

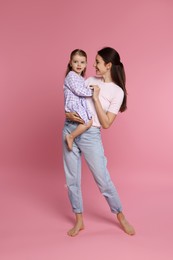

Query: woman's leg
63 122 85 236
117 212 135 235
77 127 135 235
77 127 122 213
67 213 84 237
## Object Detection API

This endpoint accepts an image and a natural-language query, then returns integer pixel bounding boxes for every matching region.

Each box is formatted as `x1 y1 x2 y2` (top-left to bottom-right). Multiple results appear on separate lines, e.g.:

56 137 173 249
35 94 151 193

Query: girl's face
70 54 87 75
93 55 109 76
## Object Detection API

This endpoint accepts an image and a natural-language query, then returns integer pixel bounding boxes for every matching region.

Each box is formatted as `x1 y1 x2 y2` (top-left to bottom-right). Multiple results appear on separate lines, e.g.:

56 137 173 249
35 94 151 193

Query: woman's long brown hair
98 47 127 112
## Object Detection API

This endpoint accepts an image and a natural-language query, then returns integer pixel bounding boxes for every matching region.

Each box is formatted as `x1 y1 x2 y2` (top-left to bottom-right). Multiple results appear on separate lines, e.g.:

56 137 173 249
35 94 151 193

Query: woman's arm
92 85 117 129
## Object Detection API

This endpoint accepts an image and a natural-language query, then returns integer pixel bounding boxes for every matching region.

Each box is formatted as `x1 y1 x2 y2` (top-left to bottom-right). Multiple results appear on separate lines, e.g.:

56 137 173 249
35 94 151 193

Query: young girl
64 49 93 150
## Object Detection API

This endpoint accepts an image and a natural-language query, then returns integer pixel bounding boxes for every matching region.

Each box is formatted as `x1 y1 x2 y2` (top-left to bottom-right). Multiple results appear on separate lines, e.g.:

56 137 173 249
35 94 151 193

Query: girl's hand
65 112 85 124
90 85 100 101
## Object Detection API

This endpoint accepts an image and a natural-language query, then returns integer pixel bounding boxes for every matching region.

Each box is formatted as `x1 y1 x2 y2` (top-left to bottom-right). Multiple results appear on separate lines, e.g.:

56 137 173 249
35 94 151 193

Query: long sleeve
65 71 92 97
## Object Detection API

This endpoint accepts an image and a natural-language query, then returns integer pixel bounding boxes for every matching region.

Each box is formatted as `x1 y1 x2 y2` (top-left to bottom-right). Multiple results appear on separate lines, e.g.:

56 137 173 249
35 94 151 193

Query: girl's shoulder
65 71 81 81
66 71 78 78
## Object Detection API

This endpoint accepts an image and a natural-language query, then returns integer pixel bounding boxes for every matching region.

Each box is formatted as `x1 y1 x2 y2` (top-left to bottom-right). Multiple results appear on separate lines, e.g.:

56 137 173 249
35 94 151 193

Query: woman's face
94 54 108 76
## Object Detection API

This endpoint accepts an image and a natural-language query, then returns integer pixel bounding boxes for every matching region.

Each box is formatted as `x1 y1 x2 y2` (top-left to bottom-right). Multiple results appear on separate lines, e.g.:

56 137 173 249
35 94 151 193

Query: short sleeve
108 89 124 114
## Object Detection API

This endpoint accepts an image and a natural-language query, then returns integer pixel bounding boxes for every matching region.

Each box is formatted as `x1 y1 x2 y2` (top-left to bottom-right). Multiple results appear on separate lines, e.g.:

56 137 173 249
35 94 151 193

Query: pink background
0 0 173 259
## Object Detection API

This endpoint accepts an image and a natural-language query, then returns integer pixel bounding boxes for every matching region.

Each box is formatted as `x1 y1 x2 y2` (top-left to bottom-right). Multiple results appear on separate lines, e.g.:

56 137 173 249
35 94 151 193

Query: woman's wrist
93 97 99 102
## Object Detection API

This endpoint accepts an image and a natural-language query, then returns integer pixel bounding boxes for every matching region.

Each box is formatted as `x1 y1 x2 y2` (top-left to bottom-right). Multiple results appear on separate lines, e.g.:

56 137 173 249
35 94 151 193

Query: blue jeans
62 121 122 214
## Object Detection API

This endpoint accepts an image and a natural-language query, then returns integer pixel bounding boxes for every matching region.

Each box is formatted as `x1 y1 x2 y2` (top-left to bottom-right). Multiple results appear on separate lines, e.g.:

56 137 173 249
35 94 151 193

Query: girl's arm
65 72 92 97
92 85 117 129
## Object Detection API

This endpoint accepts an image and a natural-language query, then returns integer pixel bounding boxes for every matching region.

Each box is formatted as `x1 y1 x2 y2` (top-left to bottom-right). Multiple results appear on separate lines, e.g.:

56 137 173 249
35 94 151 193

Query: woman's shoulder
109 82 124 96
115 83 124 94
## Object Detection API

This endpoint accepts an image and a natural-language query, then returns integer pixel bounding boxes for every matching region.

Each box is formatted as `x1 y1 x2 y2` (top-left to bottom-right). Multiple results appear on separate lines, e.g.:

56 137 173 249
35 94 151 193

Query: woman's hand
65 112 85 124
90 85 100 101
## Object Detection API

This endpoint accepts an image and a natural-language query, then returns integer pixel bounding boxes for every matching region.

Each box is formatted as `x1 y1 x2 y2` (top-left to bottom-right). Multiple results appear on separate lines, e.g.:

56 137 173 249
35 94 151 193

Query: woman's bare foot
67 222 84 237
117 212 135 235
66 134 74 151
67 213 84 237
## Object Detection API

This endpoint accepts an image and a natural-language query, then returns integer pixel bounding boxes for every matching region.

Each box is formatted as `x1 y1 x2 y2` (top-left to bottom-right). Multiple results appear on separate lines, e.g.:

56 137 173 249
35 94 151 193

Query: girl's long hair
98 47 127 112
65 49 87 77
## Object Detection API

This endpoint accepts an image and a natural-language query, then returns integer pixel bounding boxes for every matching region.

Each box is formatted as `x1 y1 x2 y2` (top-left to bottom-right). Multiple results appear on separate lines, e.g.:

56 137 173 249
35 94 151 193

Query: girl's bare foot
66 134 74 151
117 212 135 235
67 213 84 237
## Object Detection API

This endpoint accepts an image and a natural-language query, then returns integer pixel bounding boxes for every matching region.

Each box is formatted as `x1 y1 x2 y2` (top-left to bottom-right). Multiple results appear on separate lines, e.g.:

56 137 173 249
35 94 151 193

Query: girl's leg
77 127 135 235
66 119 92 151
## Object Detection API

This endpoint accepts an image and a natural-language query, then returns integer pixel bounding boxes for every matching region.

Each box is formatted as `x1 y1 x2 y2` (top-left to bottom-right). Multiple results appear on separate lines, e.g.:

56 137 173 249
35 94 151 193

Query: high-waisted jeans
62 121 122 214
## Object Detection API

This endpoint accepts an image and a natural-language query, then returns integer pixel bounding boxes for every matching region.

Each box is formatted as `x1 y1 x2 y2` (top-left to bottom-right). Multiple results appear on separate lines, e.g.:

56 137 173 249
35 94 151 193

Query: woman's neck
102 75 112 83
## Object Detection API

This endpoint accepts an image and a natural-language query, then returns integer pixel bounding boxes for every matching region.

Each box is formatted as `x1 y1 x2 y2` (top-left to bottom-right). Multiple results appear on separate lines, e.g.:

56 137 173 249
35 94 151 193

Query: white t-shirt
85 76 124 127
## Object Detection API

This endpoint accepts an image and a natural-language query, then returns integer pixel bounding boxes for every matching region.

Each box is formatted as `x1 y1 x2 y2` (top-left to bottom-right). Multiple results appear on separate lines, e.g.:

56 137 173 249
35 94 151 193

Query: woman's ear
106 62 112 70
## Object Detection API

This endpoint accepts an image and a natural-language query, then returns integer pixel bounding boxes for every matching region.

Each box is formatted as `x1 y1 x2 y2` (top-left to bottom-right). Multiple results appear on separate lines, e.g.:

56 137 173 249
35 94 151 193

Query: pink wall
0 0 173 174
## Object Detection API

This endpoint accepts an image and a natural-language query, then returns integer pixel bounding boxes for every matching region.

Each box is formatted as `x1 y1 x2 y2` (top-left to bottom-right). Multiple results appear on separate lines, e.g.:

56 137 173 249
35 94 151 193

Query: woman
62 47 135 237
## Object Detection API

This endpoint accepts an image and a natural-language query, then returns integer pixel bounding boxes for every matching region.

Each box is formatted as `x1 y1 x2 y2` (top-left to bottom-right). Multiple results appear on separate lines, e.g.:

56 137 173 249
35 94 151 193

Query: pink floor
1 166 173 260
